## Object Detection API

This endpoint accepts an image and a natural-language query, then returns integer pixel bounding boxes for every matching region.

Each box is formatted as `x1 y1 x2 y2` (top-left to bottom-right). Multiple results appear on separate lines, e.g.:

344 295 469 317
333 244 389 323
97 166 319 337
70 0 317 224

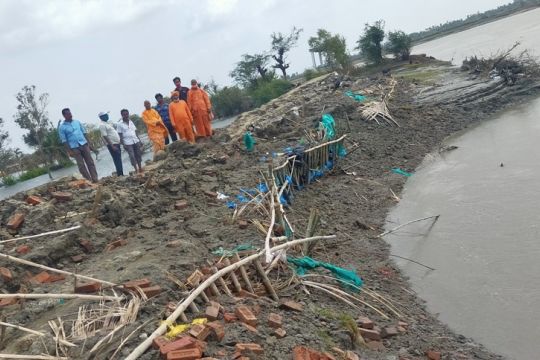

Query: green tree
13 85 54 178
270 27 303 78
208 84 253 118
249 79 293 107
0 117 14 174
230 53 272 87
308 29 349 70
386 30 412 60
357 20 386 64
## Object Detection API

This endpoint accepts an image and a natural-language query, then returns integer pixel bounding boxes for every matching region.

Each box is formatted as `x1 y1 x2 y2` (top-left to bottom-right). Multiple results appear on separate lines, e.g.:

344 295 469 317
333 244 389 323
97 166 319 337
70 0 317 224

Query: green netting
287 256 363 289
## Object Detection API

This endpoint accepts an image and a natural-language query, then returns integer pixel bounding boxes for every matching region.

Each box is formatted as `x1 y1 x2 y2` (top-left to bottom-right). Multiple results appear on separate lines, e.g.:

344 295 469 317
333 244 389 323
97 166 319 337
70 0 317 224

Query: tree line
209 22 412 118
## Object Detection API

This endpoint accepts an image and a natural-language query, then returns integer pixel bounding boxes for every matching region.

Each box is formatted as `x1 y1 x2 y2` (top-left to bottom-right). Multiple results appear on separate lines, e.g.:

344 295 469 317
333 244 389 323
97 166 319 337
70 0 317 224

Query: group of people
57 77 214 182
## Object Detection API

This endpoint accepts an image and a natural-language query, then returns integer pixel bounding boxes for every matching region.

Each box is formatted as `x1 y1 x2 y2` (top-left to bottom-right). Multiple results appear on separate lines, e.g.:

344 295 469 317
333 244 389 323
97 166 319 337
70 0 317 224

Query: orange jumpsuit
169 100 195 144
141 108 168 153
187 87 212 137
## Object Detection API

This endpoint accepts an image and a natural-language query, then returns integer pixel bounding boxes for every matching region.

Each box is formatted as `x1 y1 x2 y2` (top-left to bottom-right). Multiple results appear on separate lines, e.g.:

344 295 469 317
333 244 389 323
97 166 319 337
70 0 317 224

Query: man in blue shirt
58 108 98 183
154 93 177 144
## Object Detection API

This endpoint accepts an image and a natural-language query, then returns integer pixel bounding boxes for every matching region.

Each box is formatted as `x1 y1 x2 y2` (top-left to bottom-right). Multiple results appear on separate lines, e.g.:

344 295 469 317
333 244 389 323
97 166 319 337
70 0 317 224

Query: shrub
1 175 17 186
18 167 48 182
249 79 293 107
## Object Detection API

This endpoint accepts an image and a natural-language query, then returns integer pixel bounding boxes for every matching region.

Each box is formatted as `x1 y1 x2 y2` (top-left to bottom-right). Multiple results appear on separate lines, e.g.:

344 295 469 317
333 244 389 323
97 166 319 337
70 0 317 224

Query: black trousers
163 121 178 145
107 144 124 176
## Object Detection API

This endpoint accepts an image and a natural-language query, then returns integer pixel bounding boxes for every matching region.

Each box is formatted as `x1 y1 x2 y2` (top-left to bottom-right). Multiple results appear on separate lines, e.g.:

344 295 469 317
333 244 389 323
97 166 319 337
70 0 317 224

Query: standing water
386 8 540 360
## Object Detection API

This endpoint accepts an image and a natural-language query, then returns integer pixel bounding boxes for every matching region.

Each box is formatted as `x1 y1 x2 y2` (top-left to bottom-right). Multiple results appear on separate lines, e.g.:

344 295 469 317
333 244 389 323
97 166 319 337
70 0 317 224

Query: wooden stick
389 254 436 271
199 290 210 303
0 294 122 302
188 302 199 313
0 226 81 244
124 234 336 360
378 215 440 238
0 356 68 360
264 180 276 263
253 259 279 302
223 259 242 293
179 313 189 322
234 253 255 293
90 185 103 218
0 253 116 286
0 321 75 348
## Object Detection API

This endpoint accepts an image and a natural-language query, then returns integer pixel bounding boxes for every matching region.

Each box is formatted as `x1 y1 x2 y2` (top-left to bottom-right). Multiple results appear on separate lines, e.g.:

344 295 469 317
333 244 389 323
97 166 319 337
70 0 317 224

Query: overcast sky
0 0 510 152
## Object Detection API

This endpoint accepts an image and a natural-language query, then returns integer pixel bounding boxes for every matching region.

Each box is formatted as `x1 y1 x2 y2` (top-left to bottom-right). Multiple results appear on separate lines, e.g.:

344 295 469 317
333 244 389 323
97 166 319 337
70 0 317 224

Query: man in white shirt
117 109 143 174
98 111 123 176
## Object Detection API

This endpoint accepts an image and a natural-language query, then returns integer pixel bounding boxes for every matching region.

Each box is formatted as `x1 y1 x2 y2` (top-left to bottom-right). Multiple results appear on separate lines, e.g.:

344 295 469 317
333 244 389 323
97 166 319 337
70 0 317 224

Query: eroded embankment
0 59 538 359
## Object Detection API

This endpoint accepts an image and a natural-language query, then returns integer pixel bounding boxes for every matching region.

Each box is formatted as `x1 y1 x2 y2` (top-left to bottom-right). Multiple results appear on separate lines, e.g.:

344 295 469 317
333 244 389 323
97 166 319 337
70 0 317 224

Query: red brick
0 298 18 307
7 213 25 230
398 320 409 329
188 324 211 341
69 179 91 189
141 285 161 298
123 278 152 290
207 321 225 342
267 313 282 329
153 336 170 350
345 351 360 360
26 195 43 206
167 347 202 360
359 327 381 341
75 281 102 294
366 341 385 351
381 326 399 338
201 358 219 360
31 271 52 284
160 336 197 357
215 350 227 357
175 201 189 210
235 306 257 326
224 312 237 323
16 245 31 254
0 267 12 282
237 289 258 299
398 326 407 333
46 273 66 283
205 304 220 321
238 220 248 229
79 239 93 253
293 346 313 360
426 350 441 360
105 239 128 251
235 343 263 355
241 322 258 333
274 328 286 338
51 191 73 202
71 255 84 263
357 316 374 329
203 190 217 198
279 300 303 312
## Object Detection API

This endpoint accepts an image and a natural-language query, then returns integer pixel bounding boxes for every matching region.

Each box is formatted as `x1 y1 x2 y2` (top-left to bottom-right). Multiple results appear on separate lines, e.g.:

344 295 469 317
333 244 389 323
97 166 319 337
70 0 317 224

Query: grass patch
316 329 336 349
395 67 444 85
1 175 17 186
18 167 49 182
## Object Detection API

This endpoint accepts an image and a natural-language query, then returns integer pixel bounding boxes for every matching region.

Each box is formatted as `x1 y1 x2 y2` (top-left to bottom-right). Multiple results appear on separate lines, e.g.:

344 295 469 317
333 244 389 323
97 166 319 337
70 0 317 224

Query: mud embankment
0 58 538 359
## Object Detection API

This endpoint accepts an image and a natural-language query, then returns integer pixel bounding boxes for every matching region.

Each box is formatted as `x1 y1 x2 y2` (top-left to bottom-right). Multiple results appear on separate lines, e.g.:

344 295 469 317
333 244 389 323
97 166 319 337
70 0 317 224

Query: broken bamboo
0 225 81 244
124 234 337 360
0 294 122 302
222 258 242 293
0 253 116 286
378 215 440 238
234 253 255 293
253 259 279 301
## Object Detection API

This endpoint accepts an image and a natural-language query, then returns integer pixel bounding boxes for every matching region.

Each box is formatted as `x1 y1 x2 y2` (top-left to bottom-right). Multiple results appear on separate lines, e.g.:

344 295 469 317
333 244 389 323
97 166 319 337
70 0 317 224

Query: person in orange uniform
168 91 195 144
187 79 213 138
141 100 168 154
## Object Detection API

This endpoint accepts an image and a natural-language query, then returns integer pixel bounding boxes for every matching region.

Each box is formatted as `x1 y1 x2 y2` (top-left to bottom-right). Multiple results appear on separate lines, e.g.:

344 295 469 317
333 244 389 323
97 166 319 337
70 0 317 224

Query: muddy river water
386 8 540 360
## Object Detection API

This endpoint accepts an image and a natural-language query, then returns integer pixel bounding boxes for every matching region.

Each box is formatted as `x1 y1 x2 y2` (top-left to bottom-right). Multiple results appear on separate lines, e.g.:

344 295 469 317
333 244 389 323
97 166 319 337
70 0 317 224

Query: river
0 116 235 200
386 8 540 360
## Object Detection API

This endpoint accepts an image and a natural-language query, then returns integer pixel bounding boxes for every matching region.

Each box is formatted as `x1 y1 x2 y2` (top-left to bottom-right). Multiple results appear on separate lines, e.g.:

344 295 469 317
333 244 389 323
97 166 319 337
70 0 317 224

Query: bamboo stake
222 259 242 293
378 215 440 238
209 283 221 297
0 356 68 360
199 290 210 303
0 294 122 302
179 313 189 322
0 225 81 244
0 253 116 287
253 259 279 301
234 253 255 293
90 185 103 218
188 302 199 313
389 254 435 271
216 275 233 296
124 234 336 360
264 181 276 263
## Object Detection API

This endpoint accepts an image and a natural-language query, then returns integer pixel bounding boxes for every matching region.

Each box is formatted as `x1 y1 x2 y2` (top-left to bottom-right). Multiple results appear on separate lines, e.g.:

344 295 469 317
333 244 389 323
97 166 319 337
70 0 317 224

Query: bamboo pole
0 253 116 287
234 253 255 293
378 215 440 238
0 294 122 302
253 259 279 301
0 226 81 244
124 235 336 360
222 259 242 293
0 321 76 348
0 356 68 360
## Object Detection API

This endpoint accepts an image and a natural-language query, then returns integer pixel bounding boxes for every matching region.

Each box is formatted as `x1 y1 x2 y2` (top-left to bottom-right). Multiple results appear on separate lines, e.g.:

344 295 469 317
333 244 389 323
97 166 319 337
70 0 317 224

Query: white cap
98 111 109 117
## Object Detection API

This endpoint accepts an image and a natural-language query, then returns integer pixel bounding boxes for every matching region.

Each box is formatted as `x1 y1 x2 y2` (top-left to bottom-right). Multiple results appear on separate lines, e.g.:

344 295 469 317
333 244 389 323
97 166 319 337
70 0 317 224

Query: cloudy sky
0 0 509 152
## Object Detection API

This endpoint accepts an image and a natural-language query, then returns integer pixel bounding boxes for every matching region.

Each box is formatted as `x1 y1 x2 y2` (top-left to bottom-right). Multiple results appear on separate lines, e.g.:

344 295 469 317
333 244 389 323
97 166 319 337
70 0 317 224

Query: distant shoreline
412 6 539 47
